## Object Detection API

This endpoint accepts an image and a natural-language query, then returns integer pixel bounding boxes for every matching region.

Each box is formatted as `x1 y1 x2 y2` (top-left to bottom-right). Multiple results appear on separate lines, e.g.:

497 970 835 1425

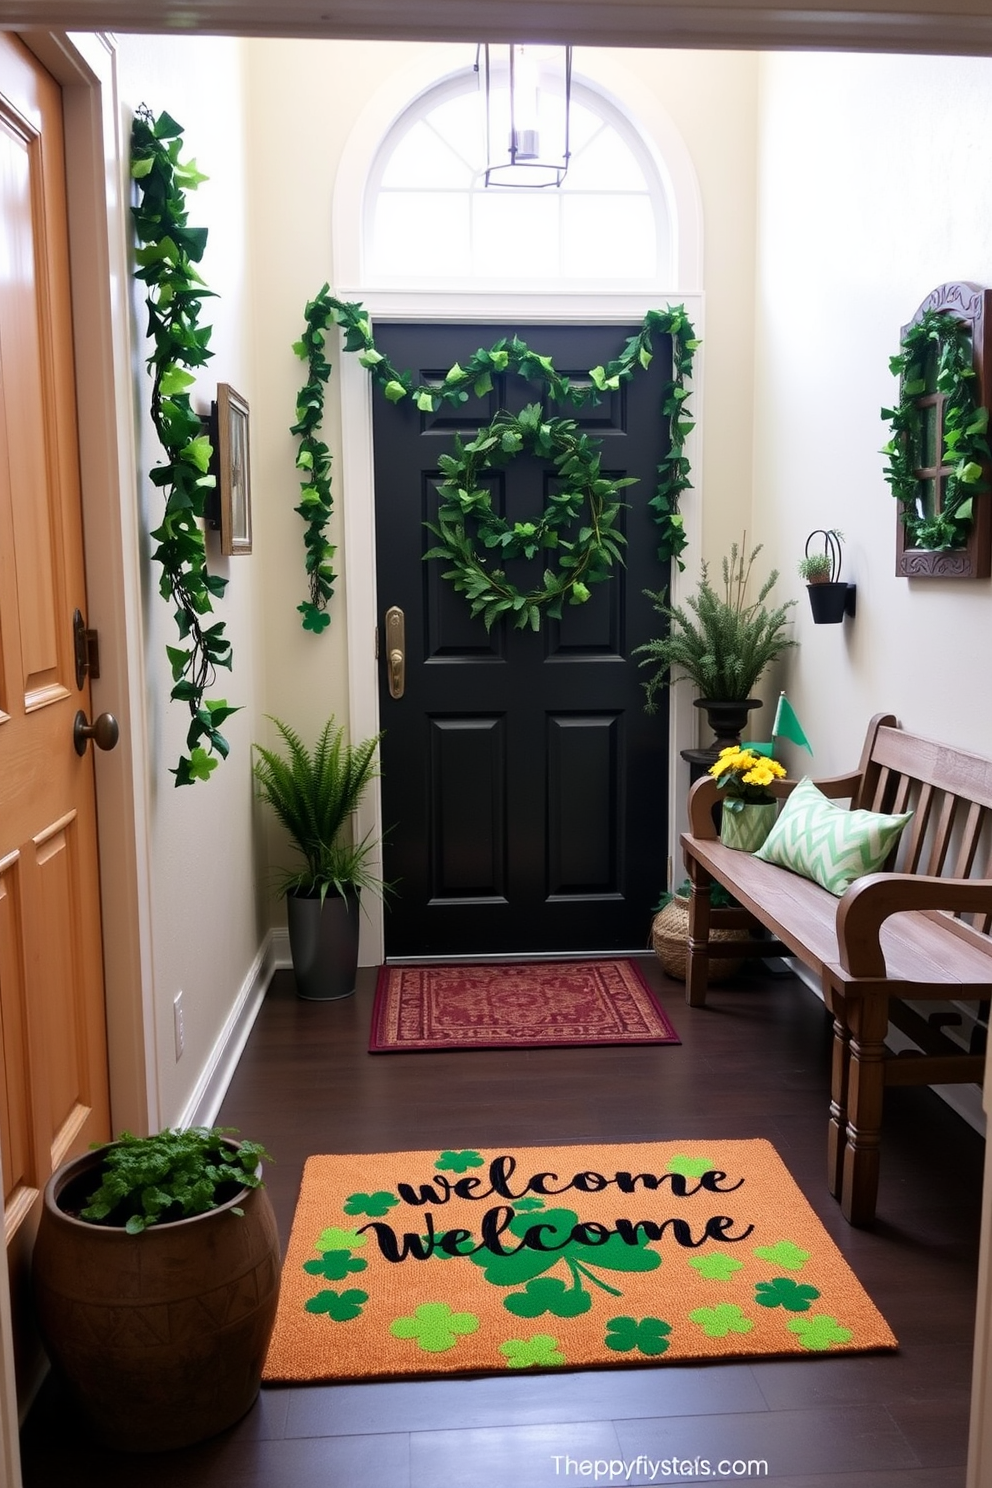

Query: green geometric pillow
754 776 913 897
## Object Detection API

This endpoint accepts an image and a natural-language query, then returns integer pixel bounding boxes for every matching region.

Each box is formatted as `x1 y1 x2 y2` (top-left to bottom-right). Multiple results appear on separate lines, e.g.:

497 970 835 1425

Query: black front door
373 322 670 957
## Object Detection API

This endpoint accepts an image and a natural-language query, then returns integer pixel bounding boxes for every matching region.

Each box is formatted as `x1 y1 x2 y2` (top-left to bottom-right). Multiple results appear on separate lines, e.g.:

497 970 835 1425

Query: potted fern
32 1127 280 1451
252 716 384 1000
635 539 797 749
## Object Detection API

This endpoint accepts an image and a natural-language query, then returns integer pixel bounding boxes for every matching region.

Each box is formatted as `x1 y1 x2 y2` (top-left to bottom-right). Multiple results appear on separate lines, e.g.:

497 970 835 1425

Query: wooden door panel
0 31 111 1345
547 713 621 896
429 716 507 901
0 80 70 715
0 853 36 1230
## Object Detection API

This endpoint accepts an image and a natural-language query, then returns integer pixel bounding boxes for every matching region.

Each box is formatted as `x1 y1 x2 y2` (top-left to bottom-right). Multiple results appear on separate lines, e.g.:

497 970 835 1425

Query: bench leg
827 1010 850 1200
685 862 712 1008
840 996 889 1226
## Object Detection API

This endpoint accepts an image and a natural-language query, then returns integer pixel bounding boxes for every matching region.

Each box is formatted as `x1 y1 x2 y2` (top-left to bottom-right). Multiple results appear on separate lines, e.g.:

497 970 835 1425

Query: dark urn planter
807 581 856 624
286 885 361 1000
694 697 763 751
32 1144 281 1453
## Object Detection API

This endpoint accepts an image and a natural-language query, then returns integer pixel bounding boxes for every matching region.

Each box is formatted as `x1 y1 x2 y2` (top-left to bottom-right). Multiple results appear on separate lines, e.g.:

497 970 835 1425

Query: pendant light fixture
478 44 572 188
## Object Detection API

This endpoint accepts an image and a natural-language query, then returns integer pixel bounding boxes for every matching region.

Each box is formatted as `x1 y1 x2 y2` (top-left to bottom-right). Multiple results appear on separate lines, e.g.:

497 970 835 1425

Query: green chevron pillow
754 776 912 896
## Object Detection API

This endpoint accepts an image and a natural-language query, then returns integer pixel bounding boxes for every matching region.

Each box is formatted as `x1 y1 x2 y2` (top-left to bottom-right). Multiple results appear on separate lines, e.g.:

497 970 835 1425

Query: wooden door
0 34 111 1378
374 322 670 957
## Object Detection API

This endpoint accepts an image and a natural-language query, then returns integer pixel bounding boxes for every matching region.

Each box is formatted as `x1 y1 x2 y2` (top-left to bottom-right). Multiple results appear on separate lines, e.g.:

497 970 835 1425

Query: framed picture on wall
215 383 252 555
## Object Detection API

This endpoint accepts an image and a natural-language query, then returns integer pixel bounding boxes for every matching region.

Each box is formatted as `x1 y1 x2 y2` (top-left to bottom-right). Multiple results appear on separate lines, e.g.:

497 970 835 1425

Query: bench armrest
836 872 992 977
685 769 863 839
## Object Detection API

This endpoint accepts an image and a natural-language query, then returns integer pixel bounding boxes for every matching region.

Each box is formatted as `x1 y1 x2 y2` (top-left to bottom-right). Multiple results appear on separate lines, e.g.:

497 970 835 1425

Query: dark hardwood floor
20 956 983 1486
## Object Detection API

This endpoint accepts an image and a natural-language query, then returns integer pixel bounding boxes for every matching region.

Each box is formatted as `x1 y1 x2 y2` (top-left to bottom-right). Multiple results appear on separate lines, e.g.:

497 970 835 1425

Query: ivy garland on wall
131 108 239 786
882 307 990 552
291 286 698 633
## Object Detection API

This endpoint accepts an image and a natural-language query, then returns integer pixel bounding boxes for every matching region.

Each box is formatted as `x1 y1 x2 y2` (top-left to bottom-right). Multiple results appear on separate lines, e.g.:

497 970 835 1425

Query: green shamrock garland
130 107 239 786
882 307 990 552
291 287 699 632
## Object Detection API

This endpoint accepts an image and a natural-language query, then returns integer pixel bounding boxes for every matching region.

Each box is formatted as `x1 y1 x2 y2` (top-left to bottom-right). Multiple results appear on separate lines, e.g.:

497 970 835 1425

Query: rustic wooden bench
681 713 991 1225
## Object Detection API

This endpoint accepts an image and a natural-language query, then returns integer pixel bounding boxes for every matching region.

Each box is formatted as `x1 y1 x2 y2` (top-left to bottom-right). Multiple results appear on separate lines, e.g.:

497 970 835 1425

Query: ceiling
5 0 992 56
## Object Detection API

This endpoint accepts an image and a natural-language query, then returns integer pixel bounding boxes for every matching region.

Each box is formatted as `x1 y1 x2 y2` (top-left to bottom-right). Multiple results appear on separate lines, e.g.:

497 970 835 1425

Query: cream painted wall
114 35 266 1125
753 51 992 776
242 39 760 892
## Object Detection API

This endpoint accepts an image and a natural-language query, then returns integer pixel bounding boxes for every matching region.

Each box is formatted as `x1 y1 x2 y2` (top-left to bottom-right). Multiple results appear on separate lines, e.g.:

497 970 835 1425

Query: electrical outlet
173 991 185 1060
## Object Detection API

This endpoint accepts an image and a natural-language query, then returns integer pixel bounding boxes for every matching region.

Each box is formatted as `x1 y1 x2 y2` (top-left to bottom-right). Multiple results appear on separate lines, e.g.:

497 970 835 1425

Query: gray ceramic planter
286 887 360 1000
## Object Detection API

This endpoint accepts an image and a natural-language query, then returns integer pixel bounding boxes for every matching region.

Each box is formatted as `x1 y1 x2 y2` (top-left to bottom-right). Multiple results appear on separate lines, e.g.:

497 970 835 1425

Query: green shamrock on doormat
500 1334 566 1369
604 1316 673 1357
688 1304 754 1339
303 1249 367 1281
469 1206 661 1312
304 1288 368 1321
787 1315 854 1351
389 1302 479 1353
755 1278 821 1312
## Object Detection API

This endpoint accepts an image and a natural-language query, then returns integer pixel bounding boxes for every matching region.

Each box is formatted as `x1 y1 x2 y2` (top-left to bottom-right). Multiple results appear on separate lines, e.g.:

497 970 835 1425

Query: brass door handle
73 710 120 756
385 606 405 699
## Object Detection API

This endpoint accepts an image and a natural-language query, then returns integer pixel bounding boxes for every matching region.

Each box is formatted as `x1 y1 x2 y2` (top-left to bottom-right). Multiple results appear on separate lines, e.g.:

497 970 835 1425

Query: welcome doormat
368 959 679 1052
262 1140 896 1383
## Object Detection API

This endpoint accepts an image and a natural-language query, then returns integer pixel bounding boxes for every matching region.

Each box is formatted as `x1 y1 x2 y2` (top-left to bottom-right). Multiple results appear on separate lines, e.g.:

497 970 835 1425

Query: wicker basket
651 894 748 983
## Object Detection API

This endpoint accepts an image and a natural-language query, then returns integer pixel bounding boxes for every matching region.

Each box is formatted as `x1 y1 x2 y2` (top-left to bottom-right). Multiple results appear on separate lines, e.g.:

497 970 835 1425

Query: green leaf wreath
881 307 990 552
131 107 239 785
291 287 699 632
427 404 635 630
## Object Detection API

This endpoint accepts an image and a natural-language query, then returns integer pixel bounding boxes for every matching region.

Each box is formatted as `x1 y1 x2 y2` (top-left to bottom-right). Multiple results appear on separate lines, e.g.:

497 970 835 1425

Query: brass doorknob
73 710 120 757
385 606 405 699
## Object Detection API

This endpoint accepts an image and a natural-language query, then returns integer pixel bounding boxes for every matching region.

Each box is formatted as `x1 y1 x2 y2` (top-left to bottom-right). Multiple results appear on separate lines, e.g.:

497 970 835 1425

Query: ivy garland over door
291 286 699 633
128 107 700 781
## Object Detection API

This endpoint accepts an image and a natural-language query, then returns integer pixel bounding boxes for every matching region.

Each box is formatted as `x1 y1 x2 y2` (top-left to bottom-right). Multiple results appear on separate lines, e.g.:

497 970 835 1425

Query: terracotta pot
286 885 361 1000
32 1144 281 1452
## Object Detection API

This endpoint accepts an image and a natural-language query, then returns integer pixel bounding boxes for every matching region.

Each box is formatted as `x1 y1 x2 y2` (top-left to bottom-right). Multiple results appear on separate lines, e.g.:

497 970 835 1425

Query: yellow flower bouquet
709 746 786 816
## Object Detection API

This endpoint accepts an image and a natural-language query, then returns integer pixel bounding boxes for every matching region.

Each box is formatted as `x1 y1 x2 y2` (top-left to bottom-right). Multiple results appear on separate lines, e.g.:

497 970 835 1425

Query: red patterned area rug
368 959 679 1053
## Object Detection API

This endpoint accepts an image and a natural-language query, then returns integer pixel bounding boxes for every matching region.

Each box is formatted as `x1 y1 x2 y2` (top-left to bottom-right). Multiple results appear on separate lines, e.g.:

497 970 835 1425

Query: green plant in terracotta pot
709 745 787 851
32 1126 280 1452
252 716 386 1000
635 539 796 748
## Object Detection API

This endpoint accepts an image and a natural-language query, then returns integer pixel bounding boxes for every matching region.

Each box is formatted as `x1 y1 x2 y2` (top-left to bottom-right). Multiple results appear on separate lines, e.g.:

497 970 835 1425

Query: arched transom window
365 70 673 288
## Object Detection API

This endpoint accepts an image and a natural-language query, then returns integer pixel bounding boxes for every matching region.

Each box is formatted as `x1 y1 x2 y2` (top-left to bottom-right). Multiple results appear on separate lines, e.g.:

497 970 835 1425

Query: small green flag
747 741 775 758
772 693 813 754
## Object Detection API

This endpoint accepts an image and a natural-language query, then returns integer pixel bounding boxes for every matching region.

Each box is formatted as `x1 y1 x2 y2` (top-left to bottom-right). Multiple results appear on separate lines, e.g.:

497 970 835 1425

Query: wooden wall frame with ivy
891 281 992 579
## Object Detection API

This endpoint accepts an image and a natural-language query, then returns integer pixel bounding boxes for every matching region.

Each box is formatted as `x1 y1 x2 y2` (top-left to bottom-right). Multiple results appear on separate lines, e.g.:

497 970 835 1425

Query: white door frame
333 49 706 967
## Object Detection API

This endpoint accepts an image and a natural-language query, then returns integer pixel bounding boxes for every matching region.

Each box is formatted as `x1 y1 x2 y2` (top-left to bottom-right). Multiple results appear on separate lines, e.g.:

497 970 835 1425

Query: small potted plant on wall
798 528 856 624
253 716 386 1000
635 537 797 749
32 1127 279 1452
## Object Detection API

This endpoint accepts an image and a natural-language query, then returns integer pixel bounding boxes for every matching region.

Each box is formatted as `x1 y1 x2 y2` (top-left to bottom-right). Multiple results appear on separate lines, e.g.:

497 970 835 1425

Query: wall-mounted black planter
806 581 856 624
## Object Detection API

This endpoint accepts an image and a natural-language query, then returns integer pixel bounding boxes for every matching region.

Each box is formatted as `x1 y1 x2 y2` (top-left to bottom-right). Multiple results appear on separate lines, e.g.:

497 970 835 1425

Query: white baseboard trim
785 958 987 1139
177 932 278 1130
270 926 291 969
